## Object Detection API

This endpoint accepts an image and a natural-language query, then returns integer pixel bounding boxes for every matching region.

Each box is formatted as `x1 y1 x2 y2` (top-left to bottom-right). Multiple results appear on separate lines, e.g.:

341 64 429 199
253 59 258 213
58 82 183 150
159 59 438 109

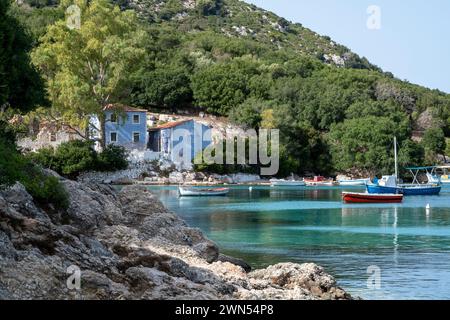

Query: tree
422 127 446 155
131 64 192 111
328 116 410 175
0 0 46 113
229 97 266 129
422 127 446 163
191 58 259 115
31 0 147 147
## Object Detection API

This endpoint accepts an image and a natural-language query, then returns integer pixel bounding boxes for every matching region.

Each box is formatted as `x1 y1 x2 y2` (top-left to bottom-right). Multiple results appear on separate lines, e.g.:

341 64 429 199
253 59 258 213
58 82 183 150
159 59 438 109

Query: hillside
9 0 450 176
122 0 379 70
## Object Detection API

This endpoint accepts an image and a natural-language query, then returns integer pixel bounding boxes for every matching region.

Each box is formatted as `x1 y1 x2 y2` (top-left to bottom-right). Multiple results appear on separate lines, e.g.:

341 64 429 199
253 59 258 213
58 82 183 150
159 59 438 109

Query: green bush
53 140 98 176
26 146 57 171
422 127 446 155
97 144 128 171
27 140 129 177
21 165 69 210
0 139 26 187
193 139 259 175
1 125 69 210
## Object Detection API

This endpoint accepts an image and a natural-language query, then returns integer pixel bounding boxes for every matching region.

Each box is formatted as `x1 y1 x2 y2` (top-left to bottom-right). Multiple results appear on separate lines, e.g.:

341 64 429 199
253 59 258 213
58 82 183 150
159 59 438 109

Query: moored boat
270 179 306 187
366 138 442 196
366 183 441 196
338 178 371 186
178 187 230 197
342 192 403 203
427 166 450 185
305 176 335 186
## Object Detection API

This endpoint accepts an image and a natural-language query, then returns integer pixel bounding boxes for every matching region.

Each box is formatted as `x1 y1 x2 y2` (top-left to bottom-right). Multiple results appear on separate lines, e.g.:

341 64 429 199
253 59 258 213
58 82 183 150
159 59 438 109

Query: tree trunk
84 124 90 141
99 114 106 151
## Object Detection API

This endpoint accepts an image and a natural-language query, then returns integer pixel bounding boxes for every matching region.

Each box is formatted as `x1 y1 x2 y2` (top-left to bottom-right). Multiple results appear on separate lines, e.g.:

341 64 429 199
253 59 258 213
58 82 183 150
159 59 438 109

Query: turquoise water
148 185 450 300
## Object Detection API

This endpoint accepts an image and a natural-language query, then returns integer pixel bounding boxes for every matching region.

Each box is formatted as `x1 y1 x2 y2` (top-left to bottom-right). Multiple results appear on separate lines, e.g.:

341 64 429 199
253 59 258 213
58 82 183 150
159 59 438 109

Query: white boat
427 166 450 184
178 186 229 197
270 179 306 187
304 176 335 186
338 178 371 186
367 140 441 196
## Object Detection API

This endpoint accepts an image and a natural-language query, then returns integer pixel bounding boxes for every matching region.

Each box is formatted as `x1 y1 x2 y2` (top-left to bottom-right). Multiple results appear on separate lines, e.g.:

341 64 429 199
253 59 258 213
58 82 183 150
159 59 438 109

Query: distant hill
11 0 450 174
121 0 380 71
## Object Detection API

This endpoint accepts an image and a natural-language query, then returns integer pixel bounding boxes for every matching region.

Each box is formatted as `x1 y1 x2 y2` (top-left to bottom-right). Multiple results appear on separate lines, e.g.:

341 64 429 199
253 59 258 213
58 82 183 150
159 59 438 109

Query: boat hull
338 179 370 186
178 187 229 197
366 184 441 196
342 192 403 203
305 180 335 186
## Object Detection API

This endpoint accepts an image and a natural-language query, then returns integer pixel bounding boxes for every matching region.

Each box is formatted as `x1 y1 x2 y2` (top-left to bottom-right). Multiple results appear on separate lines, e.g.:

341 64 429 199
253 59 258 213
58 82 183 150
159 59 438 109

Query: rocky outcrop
0 175 352 300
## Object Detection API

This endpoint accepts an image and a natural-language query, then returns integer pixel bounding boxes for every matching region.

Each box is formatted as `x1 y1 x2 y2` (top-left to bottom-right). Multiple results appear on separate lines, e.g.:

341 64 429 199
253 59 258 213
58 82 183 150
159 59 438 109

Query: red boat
305 176 335 186
342 192 403 204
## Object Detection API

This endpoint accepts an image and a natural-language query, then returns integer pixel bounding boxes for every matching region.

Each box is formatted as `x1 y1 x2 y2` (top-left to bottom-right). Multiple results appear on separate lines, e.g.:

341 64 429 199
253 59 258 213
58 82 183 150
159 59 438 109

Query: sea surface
147 184 450 300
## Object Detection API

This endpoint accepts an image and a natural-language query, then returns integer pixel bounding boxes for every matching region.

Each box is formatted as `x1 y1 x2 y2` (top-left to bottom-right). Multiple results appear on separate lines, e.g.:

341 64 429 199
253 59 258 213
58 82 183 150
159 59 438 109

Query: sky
245 0 450 93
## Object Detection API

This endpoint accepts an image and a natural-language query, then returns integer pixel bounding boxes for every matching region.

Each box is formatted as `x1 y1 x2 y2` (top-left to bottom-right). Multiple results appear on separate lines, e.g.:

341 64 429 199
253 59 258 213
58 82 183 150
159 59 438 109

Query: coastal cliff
0 174 351 300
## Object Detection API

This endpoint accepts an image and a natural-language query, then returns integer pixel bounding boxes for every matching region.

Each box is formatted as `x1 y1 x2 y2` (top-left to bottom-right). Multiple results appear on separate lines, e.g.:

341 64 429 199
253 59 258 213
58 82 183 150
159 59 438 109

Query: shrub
97 144 128 171
21 165 69 210
27 140 129 177
0 139 26 187
26 146 58 171
53 140 97 176
1 124 69 210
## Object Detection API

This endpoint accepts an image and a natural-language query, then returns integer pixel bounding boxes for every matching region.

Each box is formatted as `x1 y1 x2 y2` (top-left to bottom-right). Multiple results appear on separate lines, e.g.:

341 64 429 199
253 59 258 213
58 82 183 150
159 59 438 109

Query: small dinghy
270 179 306 187
305 176 335 186
338 178 371 186
178 186 229 197
342 192 403 203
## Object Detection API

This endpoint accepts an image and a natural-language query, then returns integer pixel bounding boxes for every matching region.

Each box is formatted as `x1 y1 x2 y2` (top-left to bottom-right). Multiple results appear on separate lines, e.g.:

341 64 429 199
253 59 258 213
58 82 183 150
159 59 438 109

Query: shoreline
0 172 353 300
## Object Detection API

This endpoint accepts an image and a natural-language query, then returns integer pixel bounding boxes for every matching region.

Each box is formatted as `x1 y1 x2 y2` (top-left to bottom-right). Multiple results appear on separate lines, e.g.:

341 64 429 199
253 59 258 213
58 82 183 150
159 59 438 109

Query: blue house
103 104 148 150
148 119 212 164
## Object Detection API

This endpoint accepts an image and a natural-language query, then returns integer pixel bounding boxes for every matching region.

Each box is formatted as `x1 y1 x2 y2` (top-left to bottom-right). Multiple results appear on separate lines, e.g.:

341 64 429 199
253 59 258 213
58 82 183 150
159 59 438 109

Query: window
133 132 140 143
50 132 56 142
110 113 118 123
110 132 117 143
132 114 140 124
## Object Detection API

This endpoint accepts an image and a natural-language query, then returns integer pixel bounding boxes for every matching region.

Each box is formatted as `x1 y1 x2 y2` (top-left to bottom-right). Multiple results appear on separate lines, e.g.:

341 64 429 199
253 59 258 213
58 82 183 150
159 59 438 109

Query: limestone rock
0 171 353 300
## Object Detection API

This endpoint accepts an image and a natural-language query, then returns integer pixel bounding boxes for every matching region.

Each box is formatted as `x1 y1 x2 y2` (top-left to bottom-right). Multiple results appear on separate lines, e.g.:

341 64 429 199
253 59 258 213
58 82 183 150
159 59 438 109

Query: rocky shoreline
0 173 352 300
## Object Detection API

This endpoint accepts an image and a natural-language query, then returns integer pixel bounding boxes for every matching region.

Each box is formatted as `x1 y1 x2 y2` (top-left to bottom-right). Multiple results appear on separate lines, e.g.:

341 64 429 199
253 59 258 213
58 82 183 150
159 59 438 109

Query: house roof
103 104 147 113
148 119 192 131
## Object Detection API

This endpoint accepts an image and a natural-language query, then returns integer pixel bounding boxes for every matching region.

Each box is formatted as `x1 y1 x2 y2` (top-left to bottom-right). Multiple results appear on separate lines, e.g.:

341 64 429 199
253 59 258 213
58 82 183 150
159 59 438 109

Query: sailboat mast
394 136 398 181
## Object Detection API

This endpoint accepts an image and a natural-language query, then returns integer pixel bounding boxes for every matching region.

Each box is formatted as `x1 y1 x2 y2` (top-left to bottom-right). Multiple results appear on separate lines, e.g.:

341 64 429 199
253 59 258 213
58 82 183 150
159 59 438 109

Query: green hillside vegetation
8 0 450 176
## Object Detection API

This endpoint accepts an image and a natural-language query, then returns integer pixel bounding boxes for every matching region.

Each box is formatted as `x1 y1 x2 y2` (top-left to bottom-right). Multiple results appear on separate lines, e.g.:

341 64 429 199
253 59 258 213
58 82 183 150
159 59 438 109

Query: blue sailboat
366 138 441 196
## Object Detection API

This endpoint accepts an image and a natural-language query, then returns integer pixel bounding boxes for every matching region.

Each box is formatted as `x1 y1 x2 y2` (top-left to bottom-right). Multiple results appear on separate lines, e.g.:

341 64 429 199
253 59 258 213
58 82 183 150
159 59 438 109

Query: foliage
328 116 411 175
1 123 68 210
446 138 450 158
229 97 266 129
0 0 47 112
191 58 259 115
31 0 147 146
12 0 450 176
398 139 425 168
97 144 129 171
131 63 193 111
27 140 129 177
193 138 259 175
422 127 446 155
21 169 69 210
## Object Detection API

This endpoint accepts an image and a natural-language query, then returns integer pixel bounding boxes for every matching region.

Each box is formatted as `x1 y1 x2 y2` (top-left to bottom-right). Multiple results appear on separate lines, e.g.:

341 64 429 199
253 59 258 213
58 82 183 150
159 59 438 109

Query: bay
148 184 450 300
